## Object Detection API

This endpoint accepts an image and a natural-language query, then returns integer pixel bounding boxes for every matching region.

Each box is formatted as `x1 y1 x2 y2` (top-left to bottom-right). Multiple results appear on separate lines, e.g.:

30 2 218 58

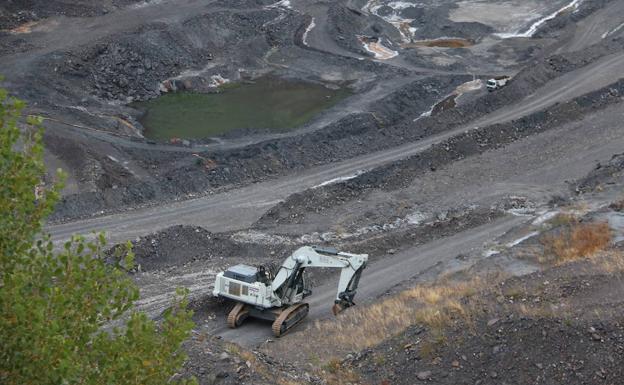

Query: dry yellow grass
508 303 557 319
591 251 624 273
312 357 361 385
292 279 484 357
541 222 612 264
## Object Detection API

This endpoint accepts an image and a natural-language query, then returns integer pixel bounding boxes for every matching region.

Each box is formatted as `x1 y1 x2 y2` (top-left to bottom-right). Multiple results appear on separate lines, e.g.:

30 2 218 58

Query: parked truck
486 76 510 91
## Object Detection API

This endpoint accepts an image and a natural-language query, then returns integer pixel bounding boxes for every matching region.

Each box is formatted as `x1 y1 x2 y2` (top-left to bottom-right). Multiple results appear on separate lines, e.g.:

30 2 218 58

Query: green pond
133 77 351 140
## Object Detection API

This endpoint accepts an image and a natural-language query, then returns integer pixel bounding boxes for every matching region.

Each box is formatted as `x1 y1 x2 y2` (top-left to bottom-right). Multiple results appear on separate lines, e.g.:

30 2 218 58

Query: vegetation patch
540 222 612 264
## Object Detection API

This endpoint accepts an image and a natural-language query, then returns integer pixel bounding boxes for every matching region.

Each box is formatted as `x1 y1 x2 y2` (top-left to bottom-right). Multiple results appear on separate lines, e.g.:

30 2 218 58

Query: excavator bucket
332 303 344 316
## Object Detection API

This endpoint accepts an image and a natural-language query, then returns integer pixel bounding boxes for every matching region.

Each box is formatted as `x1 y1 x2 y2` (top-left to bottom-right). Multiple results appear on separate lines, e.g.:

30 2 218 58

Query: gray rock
417 371 432 380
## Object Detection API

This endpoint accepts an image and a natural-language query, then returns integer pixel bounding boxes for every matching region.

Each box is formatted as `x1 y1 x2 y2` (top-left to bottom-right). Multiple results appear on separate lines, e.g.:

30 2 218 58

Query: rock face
575 153 624 193
349 255 624 385
51 10 281 102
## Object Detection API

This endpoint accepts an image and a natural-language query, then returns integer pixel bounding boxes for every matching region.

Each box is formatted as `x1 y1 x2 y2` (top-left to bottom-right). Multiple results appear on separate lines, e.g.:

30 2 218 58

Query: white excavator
212 246 368 337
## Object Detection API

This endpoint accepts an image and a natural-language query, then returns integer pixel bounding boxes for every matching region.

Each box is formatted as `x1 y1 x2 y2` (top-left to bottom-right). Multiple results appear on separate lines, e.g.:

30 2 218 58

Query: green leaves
0 87 196 384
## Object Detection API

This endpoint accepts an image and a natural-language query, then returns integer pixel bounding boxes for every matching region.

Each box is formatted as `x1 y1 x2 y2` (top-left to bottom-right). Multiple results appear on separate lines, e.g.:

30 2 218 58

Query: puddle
133 77 351 140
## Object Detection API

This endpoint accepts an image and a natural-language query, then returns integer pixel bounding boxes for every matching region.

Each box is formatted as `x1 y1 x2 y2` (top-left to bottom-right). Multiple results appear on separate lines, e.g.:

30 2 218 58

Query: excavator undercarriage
227 302 310 337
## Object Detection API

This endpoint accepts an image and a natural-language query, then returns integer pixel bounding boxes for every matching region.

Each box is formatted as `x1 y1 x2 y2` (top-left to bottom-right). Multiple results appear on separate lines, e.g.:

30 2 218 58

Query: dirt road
47 51 624 244
214 216 526 346
133 101 624 346
557 0 624 53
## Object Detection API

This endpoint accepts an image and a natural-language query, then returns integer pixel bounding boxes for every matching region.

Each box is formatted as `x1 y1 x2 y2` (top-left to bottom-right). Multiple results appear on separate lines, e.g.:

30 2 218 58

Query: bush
541 222 612 264
0 86 197 385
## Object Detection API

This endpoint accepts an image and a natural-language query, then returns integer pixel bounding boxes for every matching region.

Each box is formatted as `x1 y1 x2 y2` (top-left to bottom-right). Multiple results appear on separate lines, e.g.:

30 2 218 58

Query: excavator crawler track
227 302 249 329
271 303 309 337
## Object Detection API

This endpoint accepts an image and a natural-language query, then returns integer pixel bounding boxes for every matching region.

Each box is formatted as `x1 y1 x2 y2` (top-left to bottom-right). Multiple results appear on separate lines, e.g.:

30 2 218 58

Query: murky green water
133 77 351 140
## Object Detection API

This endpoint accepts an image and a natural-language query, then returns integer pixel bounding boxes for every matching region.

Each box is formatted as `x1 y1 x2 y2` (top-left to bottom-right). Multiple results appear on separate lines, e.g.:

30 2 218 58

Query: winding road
48 49 624 245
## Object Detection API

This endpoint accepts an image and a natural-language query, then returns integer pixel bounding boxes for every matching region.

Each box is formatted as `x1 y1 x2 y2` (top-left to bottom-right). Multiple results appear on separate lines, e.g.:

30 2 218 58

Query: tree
0 87 197 385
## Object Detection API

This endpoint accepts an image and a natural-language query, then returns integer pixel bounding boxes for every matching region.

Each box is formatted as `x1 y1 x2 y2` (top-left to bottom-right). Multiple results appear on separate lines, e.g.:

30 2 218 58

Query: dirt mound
404 5 493 42
353 256 624 385
358 316 624 385
0 0 139 30
326 3 402 57
574 153 624 193
49 10 282 102
535 0 617 38
115 225 290 271
182 332 318 385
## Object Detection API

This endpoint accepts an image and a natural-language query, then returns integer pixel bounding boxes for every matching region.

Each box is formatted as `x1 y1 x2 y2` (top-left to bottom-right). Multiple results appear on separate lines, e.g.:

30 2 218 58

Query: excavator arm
271 246 368 313
333 258 366 314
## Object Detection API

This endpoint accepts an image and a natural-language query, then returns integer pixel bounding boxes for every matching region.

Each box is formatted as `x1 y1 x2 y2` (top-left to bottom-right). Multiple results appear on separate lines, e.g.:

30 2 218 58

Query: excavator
212 246 368 337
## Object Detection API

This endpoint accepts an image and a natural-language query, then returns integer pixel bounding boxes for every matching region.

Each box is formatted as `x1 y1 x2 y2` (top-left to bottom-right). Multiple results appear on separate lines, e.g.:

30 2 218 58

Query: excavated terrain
4 0 624 383
347 254 624 385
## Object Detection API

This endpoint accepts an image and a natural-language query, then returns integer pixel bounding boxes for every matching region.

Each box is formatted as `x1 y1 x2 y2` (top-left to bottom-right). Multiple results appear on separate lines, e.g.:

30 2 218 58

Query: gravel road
48 51 624 244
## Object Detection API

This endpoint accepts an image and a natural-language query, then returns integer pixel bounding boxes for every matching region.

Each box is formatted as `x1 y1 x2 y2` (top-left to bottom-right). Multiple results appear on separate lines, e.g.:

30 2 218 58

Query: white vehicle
213 246 368 337
486 75 511 91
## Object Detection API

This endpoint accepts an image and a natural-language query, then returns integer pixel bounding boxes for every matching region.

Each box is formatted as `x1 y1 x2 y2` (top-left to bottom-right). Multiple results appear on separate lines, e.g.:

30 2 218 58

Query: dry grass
508 303 558 319
268 219 616 371
540 222 612 265
290 279 484 357
225 342 240 355
546 212 578 228
591 251 624 273
316 357 361 385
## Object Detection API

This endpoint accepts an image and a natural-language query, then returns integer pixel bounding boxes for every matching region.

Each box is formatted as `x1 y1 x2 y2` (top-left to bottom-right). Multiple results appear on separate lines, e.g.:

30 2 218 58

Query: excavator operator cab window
256 265 271 284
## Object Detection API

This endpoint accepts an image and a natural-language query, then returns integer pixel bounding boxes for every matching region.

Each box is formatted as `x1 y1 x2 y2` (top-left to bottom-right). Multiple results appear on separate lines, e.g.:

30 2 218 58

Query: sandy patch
359 36 399 60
